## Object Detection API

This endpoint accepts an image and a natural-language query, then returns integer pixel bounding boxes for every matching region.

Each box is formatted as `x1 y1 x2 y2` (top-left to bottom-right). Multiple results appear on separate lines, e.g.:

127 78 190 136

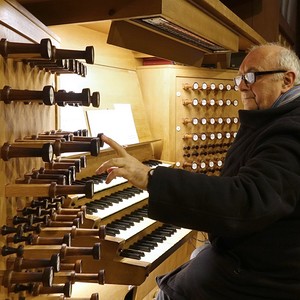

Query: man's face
238 47 287 110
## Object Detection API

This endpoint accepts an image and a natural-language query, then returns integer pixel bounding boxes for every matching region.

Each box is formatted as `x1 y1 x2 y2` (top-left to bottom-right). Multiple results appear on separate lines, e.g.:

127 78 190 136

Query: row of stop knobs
1 130 104 163
183 81 239 91
182 97 239 107
0 85 100 107
182 116 239 125
0 38 95 80
0 38 94 64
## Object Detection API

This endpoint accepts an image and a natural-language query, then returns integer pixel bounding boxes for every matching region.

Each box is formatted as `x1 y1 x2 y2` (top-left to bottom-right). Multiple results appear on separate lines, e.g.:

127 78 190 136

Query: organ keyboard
84 187 149 219
74 159 172 197
63 141 196 298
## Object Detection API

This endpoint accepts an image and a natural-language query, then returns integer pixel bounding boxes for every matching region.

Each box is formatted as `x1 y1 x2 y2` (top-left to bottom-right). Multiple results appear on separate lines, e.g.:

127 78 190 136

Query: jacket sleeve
147 134 300 237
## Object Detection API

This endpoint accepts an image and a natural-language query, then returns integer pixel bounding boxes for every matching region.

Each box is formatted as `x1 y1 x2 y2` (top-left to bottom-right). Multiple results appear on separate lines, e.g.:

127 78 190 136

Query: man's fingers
105 166 127 184
102 135 128 156
95 158 123 174
105 168 117 184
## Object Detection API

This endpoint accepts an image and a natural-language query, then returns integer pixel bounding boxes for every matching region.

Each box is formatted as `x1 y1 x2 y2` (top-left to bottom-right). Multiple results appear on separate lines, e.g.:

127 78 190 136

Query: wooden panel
49 24 138 70
15 0 267 66
219 0 279 43
16 0 163 25
107 20 206 67
191 0 266 49
137 65 241 164
16 0 262 51
137 66 176 160
160 0 238 51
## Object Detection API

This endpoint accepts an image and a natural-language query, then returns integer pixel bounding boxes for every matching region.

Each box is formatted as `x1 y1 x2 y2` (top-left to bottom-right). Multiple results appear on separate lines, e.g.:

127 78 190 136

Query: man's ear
282 71 296 91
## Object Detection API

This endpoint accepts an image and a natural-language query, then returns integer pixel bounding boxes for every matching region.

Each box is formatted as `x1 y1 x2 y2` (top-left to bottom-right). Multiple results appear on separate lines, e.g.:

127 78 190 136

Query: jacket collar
238 97 300 129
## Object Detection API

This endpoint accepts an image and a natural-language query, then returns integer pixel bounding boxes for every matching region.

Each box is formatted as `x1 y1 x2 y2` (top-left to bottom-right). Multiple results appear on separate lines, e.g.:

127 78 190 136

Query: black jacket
148 98 300 299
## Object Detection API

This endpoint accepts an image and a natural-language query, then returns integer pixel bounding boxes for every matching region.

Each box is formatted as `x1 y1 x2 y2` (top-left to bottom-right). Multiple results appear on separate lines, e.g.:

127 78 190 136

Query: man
96 43 300 299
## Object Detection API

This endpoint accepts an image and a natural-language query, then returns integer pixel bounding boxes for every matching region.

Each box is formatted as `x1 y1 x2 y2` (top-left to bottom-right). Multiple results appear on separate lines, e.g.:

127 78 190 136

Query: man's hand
95 135 151 190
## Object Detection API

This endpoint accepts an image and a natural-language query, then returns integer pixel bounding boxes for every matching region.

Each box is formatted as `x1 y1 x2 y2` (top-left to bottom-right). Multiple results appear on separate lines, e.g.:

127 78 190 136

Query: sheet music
59 106 88 133
87 104 139 149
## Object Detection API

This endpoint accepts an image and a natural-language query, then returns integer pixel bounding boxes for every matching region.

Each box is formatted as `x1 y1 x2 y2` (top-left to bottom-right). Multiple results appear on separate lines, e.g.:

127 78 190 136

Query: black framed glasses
233 70 287 87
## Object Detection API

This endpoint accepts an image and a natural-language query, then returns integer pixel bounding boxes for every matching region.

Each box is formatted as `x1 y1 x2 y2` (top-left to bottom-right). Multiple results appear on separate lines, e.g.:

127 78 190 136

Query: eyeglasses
233 70 287 87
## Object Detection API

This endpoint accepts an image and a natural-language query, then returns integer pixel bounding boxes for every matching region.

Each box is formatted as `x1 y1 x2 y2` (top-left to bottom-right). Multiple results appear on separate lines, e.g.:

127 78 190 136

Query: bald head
237 43 299 110
243 43 300 85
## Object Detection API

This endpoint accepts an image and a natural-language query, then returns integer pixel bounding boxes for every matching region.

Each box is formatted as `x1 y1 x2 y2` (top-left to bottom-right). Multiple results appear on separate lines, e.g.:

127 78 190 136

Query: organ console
0 5 248 298
50 147 195 289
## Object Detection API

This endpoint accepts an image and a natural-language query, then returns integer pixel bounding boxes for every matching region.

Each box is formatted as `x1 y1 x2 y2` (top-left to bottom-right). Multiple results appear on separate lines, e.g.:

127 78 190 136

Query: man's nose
238 78 249 91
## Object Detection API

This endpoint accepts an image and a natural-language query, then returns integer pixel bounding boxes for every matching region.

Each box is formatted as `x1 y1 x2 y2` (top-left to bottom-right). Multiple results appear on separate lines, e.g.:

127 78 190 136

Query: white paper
58 106 89 157
59 106 88 133
87 104 139 149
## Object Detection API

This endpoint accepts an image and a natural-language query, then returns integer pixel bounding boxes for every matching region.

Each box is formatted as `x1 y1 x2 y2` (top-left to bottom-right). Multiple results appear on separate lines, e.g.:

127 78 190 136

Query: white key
114 217 156 241
88 190 149 219
139 228 192 264
93 177 127 193
78 161 171 198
